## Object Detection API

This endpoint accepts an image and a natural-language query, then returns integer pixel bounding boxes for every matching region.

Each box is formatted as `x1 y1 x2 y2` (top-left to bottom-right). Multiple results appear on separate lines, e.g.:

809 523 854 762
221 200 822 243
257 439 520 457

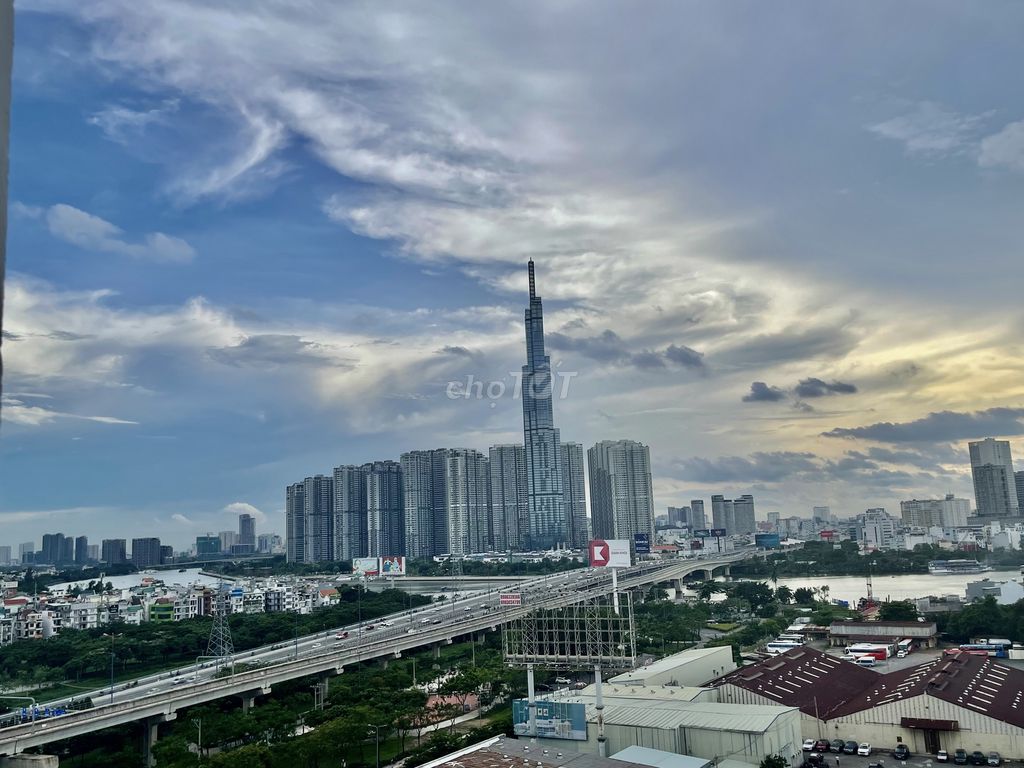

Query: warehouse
708 647 1024 758
610 647 736 688
828 620 938 648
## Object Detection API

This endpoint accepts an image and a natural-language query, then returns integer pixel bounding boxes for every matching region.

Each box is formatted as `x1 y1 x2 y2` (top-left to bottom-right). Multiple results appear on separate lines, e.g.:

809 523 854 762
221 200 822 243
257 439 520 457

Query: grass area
707 622 739 632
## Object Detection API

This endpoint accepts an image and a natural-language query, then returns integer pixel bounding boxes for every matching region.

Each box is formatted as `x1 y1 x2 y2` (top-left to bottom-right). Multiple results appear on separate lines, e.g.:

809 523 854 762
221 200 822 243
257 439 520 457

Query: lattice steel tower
207 585 234 665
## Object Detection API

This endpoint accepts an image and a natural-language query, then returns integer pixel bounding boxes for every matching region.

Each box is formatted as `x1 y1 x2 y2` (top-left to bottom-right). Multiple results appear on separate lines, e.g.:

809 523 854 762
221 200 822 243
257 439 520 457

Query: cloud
171 513 193 525
742 381 786 402
222 501 267 524
664 344 705 369
823 406 1024 443
718 321 859 367
631 350 666 370
1 394 139 427
547 329 627 363
436 345 479 359
979 120 1024 173
88 99 180 143
208 334 353 369
44 204 196 263
868 102 989 157
794 377 857 398
674 451 820 483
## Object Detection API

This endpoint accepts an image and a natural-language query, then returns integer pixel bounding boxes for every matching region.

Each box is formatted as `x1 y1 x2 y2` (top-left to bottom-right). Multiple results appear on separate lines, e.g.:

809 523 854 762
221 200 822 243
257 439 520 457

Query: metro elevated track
0 553 744 757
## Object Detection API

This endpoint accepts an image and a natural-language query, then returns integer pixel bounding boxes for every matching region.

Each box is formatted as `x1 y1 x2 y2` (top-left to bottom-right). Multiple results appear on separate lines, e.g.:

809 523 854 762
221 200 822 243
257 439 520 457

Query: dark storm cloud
208 334 353 369
742 381 786 402
823 406 1024 443
631 350 666 369
674 451 820 483
664 344 705 369
436 345 479 358
720 322 860 367
795 377 858 398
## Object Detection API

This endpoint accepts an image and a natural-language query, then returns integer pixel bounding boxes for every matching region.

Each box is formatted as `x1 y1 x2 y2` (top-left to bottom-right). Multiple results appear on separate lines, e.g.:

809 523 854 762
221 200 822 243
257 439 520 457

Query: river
736 569 1023 605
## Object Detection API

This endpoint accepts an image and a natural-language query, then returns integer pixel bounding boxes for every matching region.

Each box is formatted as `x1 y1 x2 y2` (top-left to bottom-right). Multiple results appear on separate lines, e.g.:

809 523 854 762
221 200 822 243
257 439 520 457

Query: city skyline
6 3 1024 546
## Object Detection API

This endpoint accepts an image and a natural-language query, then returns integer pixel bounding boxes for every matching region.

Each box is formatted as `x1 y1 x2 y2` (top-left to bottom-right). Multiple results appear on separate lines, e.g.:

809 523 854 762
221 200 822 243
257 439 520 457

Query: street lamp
102 632 123 705
192 718 203 762
368 723 388 768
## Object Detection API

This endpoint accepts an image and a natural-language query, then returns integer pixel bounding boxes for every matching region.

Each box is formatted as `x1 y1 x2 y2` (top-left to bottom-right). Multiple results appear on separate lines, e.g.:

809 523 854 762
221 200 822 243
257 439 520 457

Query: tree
761 755 788 768
793 587 815 605
878 600 919 622
698 581 724 601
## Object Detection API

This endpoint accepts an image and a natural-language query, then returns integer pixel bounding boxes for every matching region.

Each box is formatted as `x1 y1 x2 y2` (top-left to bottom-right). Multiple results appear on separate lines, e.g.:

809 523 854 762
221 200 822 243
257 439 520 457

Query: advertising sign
633 533 651 554
694 529 710 538
499 592 523 606
380 556 406 575
513 699 587 741
352 557 379 577
588 539 631 568
710 528 727 537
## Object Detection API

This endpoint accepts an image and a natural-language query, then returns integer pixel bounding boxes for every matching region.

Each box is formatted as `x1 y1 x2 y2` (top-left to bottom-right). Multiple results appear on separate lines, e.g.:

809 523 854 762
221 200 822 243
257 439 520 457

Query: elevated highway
0 552 745 762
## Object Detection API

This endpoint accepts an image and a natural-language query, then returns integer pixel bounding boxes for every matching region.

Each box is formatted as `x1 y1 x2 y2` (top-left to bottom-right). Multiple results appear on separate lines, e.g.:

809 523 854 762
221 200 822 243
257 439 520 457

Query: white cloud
978 120 1024 172
171 513 193 525
222 501 266 524
1 394 138 427
88 99 180 143
44 204 196 263
867 102 989 157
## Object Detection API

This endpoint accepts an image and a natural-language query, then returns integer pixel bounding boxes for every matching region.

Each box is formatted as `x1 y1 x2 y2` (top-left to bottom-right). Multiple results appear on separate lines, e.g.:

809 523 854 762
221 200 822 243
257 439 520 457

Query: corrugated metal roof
610 746 711 768
588 702 794 733
610 648 730 683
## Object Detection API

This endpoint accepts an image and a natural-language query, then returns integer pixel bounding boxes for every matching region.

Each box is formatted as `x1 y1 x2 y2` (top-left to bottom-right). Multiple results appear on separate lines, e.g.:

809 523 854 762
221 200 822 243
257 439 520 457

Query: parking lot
813 644 944 673
802 746 1015 768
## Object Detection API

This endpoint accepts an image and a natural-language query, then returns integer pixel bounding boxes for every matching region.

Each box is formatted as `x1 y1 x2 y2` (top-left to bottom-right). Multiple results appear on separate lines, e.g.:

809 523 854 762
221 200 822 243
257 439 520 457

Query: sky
4 1 1024 550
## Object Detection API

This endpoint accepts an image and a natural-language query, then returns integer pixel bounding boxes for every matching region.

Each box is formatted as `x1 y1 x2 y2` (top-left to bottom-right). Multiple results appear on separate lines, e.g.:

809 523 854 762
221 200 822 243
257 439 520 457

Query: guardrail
0 554 742 753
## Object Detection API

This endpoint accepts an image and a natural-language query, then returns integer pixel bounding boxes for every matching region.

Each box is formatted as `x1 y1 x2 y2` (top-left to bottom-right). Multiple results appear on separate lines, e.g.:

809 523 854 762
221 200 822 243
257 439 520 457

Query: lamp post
368 723 387 768
102 632 123 705
192 718 203 762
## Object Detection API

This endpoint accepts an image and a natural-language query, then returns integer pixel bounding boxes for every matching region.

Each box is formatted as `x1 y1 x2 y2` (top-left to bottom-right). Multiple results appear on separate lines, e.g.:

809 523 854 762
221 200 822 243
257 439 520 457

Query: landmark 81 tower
522 260 566 549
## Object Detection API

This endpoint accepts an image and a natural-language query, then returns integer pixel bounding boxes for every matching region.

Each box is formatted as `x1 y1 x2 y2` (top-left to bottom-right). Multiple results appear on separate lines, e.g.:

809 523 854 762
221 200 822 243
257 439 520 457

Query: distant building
333 463 370 561
257 533 280 554
767 511 780 531
1017 470 1024 513
689 499 706 530
0 546 10 566
238 514 256 548
18 543 34 564
900 495 970 528
861 508 899 550
41 533 66 565
367 460 404 557
667 506 689 527
159 545 174 564
970 438 1019 517
561 442 589 548
588 439 655 546
966 578 1024 605
445 449 491 556
196 535 221 556
101 538 127 565
401 448 449 558
489 444 528 551
218 530 238 551
86 544 99 561
131 538 162 568
285 474 333 564
74 536 89 565
286 482 305 563
709 495 756 535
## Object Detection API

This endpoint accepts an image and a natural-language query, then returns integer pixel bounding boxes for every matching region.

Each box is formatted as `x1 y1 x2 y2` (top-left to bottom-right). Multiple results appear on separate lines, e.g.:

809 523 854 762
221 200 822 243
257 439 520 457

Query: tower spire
528 260 536 299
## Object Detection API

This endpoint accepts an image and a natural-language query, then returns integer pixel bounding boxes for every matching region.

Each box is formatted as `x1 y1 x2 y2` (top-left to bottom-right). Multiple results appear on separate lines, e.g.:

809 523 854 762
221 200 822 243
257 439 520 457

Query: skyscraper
690 500 706 530
131 537 162 568
238 514 256 548
522 261 566 550
0 546 10 565
1016 471 1024 514
445 449 491 556
969 438 1018 517
588 439 655 545
285 482 306 563
900 495 970 528
74 535 89 565
367 460 404 557
333 463 369 561
489 444 528 552
733 494 756 535
101 539 127 565
561 442 589 548
711 496 733 531
41 533 66 565
302 474 334 563
401 449 449 558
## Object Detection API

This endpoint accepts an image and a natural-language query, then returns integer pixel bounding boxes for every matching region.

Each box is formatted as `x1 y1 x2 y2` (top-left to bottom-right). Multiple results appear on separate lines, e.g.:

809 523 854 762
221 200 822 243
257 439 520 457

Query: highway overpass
0 553 745 763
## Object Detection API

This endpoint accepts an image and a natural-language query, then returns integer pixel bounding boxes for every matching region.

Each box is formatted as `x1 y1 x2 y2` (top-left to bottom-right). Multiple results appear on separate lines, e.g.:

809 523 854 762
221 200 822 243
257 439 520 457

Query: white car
380 620 393 627
312 643 322 649
554 677 572 685
858 744 871 756
803 740 815 752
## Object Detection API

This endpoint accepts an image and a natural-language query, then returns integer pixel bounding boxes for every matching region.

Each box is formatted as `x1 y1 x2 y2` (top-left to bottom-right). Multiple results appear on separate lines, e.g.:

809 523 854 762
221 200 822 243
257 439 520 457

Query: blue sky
4 1 1024 549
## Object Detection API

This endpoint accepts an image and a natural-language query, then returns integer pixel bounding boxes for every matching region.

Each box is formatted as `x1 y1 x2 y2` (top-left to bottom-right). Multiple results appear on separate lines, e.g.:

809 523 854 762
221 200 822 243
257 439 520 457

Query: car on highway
987 753 1001 766
365 624 376 631
858 744 871 756
937 750 948 762
892 744 911 760
555 677 572 685
380 621 392 627
842 741 858 755
334 632 348 639
312 643 322 649
953 749 968 765
420 617 432 623
802 740 815 752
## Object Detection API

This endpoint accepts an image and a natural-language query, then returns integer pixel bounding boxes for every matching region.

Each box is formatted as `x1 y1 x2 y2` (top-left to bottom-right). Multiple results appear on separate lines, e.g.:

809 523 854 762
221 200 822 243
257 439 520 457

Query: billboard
754 533 781 549
694 529 710 538
499 592 523 606
633 533 651 554
513 699 586 740
380 556 406 575
710 528 727 537
352 557 379 577
588 539 631 568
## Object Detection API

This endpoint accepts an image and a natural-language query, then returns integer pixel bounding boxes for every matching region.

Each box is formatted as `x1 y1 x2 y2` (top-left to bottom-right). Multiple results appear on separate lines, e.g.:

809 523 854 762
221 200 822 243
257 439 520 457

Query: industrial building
708 646 1024 758
610 647 736 688
828 620 938 648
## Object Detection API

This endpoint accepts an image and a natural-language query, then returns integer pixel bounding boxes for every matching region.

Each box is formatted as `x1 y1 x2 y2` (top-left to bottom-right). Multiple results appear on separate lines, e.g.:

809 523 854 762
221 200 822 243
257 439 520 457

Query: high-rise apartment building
301 474 333 563
61 536 74 564
367 460 404 557
285 482 306 563
561 442 589 548
333 463 369 561
812 506 832 523
401 448 449 558
861 508 899 550
689 500 706 530
196 535 221 556
0 546 10 566
101 539 127 565
588 439 655 545
522 261 566 550
489 444 527 552
219 531 239 551
711 496 733 531
1016 471 1024 514
667 506 689 527
87 544 99 561
899 495 970 528
445 449 491 556
238 514 256 548
131 537 162 568
18 542 34 564
969 438 1018 517
74 535 89 565
710 494 756 534
41 533 67 565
